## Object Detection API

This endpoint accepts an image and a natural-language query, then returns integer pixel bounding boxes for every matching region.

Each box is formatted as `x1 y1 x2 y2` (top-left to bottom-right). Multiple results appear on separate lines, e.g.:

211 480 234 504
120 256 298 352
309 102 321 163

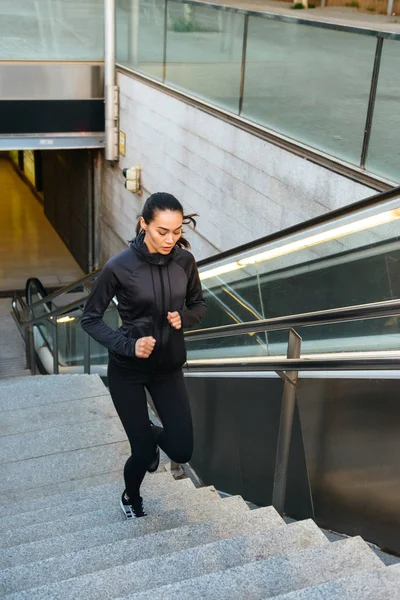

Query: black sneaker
148 420 161 473
120 491 147 519
147 445 160 473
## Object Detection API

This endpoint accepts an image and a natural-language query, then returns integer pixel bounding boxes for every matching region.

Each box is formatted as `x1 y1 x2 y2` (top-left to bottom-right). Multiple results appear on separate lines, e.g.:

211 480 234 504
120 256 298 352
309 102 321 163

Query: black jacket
80 233 207 371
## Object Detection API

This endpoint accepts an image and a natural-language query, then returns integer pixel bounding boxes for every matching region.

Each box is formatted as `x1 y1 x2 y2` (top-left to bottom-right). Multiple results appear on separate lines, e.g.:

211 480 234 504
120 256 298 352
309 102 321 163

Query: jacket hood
130 231 177 266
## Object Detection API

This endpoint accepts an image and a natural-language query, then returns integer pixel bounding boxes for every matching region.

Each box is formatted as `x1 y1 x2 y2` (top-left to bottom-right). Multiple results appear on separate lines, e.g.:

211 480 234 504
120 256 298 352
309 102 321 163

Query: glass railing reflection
116 0 400 182
189 195 400 359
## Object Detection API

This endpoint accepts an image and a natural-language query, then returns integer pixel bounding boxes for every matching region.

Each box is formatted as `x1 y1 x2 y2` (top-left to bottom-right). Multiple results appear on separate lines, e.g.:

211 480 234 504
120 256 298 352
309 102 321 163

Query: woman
81 192 206 518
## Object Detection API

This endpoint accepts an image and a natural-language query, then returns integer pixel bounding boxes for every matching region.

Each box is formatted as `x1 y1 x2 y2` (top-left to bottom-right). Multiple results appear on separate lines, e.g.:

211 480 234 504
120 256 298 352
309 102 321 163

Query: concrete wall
99 72 375 263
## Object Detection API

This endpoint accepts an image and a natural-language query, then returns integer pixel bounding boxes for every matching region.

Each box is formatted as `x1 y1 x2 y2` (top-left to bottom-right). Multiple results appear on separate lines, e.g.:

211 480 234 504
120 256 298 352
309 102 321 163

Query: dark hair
135 192 198 249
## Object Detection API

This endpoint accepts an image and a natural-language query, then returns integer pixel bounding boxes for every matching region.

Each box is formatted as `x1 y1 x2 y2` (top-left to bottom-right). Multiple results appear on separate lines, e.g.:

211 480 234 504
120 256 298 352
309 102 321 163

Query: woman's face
142 210 183 255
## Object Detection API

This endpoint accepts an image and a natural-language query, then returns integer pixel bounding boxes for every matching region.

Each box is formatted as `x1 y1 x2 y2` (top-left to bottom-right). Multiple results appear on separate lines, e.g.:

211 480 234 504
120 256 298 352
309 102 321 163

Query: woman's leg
147 369 193 465
107 359 154 500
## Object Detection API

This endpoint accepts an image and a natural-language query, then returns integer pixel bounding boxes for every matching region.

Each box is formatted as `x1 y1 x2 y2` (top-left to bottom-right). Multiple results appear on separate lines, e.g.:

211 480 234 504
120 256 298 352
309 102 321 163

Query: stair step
1 393 120 437
0 370 31 381
0 477 195 531
0 485 220 549
0 374 107 409
0 415 127 465
0 470 123 507
2 519 328 599
271 563 400 600
0 495 248 570
1 440 132 496
124 537 383 600
0 357 28 377
0 506 284 595
0 471 178 518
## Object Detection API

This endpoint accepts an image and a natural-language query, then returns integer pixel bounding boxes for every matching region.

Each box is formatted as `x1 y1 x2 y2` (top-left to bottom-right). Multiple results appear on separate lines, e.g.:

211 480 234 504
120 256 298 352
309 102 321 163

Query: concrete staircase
0 374 399 599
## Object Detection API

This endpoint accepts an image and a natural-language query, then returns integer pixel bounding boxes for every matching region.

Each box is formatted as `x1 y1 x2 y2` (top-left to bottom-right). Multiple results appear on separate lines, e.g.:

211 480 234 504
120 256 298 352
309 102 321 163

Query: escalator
11 185 400 556
15 184 400 374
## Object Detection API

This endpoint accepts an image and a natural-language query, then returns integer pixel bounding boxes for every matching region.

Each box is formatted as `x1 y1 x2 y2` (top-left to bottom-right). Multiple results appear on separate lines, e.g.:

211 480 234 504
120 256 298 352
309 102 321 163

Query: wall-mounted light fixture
122 166 142 195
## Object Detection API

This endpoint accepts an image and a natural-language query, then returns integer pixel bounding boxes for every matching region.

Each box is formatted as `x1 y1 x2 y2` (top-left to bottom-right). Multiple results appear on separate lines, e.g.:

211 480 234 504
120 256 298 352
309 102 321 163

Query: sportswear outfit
81 233 206 511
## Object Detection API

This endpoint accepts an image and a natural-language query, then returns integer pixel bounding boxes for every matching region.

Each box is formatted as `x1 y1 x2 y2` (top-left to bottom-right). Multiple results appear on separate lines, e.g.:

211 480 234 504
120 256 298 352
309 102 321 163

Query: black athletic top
81 233 207 371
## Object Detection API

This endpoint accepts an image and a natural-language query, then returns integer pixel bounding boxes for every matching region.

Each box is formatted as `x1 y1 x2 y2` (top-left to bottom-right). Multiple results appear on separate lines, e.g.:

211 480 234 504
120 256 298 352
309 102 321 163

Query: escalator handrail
14 296 88 329
197 185 400 268
185 298 400 341
26 268 102 312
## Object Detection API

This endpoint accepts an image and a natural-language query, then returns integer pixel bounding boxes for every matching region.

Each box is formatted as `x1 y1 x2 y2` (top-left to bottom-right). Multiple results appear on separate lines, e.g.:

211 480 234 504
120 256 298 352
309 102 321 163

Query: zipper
158 266 166 356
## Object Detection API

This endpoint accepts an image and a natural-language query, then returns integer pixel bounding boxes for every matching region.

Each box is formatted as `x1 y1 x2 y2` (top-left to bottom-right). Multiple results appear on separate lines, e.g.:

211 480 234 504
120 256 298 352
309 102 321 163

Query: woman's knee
167 438 193 464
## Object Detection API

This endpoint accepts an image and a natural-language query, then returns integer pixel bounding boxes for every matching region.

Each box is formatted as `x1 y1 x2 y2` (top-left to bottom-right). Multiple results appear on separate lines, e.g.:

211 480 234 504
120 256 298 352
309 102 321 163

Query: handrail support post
272 328 302 516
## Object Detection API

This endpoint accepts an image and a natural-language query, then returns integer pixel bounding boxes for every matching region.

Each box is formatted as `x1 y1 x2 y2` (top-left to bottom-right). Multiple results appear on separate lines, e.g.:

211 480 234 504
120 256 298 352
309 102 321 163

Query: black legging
108 356 193 500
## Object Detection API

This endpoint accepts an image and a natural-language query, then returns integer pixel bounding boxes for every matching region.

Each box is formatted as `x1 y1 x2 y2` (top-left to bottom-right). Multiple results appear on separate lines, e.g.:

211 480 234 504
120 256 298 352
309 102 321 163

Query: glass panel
367 39 400 182
0 0 104 60
117 0 166 80
193 195 400 357
165 2 244 112
242 17 376 165
57 303 120 367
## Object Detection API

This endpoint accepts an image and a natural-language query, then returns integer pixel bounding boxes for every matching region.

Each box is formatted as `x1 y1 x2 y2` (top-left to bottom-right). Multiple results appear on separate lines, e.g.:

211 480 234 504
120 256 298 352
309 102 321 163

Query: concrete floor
0 157 84 294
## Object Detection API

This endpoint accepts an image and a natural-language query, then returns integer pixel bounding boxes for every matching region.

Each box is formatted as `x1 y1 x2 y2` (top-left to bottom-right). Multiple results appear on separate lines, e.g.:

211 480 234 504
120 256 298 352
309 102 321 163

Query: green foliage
171 17 207 32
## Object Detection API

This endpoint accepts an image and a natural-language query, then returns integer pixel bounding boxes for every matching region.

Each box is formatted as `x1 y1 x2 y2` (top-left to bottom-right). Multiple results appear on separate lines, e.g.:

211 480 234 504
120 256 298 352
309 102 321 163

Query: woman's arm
181 257 207 328
80 264 136 357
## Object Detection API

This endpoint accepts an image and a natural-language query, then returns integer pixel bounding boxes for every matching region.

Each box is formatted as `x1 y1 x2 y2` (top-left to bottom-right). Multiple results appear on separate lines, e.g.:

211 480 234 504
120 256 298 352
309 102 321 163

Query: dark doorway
42 150 94 273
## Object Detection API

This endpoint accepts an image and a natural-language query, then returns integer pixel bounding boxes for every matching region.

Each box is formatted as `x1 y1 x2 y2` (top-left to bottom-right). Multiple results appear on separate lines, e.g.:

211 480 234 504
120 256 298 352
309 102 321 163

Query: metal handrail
186 357 400 371
13 296 88 329
185 298 400 341
27 268 101 312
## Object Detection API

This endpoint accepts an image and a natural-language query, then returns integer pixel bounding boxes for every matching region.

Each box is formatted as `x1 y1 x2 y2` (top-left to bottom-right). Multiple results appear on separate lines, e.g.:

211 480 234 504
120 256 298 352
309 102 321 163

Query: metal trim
163 0 169 82
116 66 396 193
0 62 104 100
0 134 105 150
185 357 400 371
360 37 384 169
238 14 249 116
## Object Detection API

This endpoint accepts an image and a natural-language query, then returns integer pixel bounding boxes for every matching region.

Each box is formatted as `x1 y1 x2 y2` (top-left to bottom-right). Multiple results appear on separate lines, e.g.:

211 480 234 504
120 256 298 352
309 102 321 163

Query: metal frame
105 0 119 161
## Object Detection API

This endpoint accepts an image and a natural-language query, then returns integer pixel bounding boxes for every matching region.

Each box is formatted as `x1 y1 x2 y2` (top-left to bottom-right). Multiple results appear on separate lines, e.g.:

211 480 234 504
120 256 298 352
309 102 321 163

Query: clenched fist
135 336 156 359
167 311 182 330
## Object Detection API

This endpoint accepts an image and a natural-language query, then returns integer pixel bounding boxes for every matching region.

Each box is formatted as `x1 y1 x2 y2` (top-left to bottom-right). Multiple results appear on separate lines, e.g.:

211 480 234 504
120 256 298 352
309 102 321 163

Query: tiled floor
0 157 84 293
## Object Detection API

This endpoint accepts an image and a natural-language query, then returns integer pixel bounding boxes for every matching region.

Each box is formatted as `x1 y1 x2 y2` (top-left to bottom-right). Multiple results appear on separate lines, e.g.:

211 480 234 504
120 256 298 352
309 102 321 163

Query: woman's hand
167 311 182 330
135 336 156 358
